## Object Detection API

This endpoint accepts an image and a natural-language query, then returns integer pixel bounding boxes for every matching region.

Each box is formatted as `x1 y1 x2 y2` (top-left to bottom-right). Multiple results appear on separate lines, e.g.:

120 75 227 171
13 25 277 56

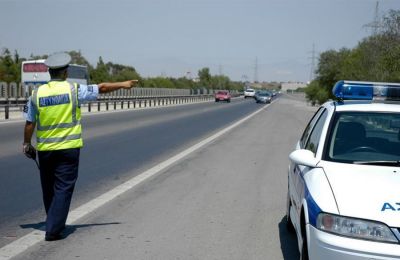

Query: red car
215 90 231 103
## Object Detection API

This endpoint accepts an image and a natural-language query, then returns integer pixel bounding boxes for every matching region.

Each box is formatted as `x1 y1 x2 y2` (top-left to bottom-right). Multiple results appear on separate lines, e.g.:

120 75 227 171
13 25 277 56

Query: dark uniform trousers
38 148 80 235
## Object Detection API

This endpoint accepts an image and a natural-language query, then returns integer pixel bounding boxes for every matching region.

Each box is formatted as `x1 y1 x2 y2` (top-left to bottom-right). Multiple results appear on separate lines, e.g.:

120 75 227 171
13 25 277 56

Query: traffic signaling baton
24 144 40 170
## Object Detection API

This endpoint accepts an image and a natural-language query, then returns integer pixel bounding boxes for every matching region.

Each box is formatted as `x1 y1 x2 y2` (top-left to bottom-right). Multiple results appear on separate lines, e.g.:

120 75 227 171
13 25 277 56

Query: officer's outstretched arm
98 80 138 93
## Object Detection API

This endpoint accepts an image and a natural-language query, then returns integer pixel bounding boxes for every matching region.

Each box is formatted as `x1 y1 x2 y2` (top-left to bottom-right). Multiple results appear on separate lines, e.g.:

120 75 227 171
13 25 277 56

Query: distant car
287 80 400 260
215 90 231 102
254 91 272 103
244 88 255 98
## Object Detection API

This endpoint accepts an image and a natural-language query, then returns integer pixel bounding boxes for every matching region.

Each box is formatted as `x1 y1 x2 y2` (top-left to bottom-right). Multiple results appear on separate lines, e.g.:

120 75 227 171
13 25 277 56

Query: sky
0 0 399 82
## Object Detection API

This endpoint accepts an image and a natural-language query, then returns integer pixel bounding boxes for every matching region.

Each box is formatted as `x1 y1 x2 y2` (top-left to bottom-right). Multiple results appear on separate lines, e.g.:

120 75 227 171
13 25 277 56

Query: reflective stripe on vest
32 81 83 151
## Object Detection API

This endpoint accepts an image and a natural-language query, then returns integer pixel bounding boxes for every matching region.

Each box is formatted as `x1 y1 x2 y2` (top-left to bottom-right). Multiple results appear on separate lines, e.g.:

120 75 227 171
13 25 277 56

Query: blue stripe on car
305 186 322 227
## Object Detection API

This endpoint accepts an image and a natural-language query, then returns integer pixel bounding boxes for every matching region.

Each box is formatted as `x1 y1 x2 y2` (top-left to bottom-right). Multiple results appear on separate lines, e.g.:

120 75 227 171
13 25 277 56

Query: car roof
324 100 400 113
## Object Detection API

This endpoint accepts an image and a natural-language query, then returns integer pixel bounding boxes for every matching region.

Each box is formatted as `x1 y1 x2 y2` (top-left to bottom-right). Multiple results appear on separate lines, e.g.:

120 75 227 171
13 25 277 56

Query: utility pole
242 75 249 89
254 57 258 83
309 43 316 82
363 1 383 80
364 1 382 35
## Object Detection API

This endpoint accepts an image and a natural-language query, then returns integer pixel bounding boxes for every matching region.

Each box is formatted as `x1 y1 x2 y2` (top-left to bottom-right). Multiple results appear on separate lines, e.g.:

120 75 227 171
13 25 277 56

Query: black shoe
45 233 64 241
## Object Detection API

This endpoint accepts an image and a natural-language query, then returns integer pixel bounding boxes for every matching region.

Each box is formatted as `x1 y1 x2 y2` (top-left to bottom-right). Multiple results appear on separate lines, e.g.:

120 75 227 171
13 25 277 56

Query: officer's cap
45 52 71 69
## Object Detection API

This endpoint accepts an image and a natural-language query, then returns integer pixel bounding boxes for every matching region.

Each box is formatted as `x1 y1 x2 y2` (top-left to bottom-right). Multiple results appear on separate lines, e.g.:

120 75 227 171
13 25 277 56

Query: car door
290 108 328 218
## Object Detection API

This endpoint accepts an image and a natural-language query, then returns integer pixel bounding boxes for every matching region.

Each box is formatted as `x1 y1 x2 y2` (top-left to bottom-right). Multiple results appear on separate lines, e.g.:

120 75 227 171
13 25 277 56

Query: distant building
249 82 281 90
281 82 307 92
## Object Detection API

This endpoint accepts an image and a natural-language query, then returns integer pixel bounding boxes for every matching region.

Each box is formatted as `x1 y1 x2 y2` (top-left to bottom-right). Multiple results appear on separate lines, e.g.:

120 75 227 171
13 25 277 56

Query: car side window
305 109 328 154
300 108 325 149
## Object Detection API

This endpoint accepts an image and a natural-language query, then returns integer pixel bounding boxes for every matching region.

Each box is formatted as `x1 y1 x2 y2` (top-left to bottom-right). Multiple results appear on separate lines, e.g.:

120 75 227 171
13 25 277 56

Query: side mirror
289 149 320 168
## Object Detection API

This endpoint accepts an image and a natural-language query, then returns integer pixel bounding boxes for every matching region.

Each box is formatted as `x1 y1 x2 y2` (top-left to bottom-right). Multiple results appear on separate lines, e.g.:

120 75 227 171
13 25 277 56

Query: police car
286 81 400 260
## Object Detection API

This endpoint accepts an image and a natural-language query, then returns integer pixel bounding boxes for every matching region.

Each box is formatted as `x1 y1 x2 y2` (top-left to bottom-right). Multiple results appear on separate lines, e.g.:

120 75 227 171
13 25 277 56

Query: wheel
227 99 231 103
300 231 309 260
348 146 378 153
286 190 295 233
215 99 219 102
300 216 309 260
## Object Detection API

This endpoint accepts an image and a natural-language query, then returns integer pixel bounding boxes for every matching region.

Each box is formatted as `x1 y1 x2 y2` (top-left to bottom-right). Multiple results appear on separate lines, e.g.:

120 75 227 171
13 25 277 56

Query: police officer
22 52 138 241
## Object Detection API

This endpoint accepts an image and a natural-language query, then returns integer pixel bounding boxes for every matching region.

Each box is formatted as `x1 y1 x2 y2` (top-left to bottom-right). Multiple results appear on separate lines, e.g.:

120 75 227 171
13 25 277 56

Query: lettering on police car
39 94 70 107
381 202 400 211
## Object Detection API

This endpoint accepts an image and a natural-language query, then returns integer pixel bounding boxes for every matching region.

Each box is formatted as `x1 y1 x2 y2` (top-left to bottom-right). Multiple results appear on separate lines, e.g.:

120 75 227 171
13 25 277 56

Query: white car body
244 88 255 98
287 82 400 260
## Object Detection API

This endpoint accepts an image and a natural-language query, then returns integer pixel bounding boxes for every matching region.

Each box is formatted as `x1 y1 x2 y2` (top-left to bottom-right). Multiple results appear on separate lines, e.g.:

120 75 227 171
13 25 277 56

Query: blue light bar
333 80 400 101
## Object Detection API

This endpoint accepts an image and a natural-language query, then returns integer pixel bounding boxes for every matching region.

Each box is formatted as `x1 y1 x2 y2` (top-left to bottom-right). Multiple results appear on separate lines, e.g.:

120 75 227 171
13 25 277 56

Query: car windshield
326 111 400 163
217 91 227 95
246 89 254 92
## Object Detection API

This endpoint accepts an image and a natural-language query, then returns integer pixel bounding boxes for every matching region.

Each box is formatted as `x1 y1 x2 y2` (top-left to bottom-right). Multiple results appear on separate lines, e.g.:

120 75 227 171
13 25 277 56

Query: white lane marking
0 101 270 260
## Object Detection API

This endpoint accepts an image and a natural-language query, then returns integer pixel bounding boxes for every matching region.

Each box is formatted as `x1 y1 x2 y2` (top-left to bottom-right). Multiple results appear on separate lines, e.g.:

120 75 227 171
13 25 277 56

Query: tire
215 99 219 102
227 99 231 103
300 232 309 260
286 190 295 233
300 215 309 260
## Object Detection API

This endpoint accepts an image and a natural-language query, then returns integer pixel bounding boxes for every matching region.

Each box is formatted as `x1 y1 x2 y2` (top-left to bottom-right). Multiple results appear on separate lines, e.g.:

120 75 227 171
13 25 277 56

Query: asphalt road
1 94 317 259
0 97 265 247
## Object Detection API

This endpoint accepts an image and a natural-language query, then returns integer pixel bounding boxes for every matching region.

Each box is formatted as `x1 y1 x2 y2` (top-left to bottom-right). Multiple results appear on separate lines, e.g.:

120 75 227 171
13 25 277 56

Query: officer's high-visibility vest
32 81 83 151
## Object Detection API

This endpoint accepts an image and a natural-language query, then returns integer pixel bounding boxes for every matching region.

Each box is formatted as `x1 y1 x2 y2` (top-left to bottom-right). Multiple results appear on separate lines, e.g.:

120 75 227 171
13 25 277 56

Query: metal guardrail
0 81 219 99
0 81 240 120
0 95 215 120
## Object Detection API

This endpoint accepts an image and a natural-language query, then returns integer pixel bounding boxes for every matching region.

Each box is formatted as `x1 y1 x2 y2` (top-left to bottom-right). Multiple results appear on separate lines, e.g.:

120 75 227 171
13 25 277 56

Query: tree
68 50 92 68
305 9 400 104
90 56 109 83
0 48 20 83
198 67 211 88
315 48 351 92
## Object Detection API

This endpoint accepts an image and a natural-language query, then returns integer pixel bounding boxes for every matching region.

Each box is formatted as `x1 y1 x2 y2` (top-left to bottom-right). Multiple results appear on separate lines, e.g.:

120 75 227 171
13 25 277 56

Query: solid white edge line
0 101 271 260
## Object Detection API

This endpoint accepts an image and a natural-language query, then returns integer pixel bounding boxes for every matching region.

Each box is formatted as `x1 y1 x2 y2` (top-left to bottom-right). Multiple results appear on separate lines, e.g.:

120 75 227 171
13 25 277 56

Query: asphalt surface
0 97 264 247
1 94 317 259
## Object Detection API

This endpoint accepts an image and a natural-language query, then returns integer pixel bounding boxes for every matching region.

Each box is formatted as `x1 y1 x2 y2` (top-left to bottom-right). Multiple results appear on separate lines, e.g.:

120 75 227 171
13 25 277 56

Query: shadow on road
278 216 299 260
20 222 121 239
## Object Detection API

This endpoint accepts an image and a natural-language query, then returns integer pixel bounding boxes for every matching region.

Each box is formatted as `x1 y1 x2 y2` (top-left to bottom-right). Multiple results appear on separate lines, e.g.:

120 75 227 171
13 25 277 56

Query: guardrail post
106 101 109 111
88 102 91 112
121 101 124 109
5 101 9 120
128 100 130 109
98 102 101 111
114 101 117 110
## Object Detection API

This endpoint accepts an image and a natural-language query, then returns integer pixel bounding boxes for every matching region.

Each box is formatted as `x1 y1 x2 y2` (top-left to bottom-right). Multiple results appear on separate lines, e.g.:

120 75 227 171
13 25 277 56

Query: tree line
305 9 400 105
0 49 243 91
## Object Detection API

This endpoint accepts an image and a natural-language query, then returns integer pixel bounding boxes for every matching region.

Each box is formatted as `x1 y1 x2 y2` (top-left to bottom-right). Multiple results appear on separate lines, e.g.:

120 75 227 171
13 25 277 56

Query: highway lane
0 97 264 247
12 94 317 260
